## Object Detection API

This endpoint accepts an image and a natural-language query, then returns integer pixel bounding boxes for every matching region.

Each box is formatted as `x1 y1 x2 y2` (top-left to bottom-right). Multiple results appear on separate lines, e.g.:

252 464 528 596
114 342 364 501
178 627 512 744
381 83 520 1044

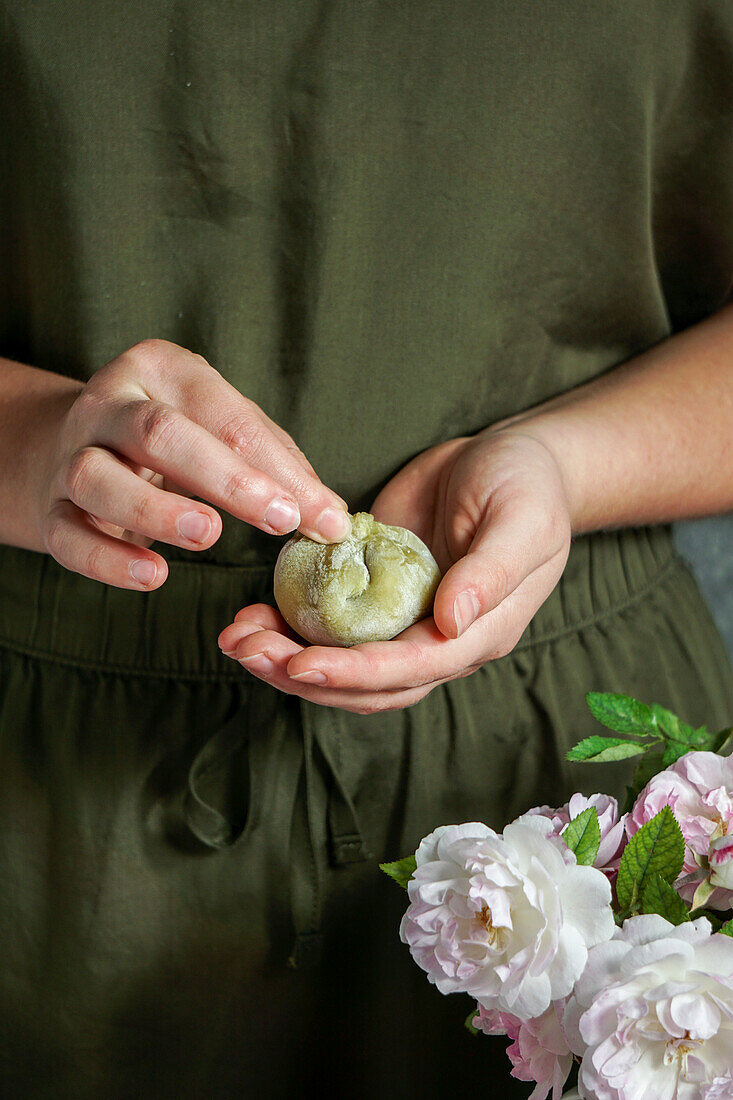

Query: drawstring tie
179 688 372 968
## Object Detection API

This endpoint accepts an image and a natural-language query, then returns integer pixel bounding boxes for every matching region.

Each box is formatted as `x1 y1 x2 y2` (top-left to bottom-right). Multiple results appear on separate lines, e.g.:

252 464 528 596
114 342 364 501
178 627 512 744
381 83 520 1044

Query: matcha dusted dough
273 512 441 647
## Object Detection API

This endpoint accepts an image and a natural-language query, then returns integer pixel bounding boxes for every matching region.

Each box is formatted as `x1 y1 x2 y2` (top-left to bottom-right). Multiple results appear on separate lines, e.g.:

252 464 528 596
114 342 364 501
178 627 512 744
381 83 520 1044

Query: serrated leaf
650 704 708 747
718 918 733 938
586 692 656 735
562 806 601 866
641 873 690 924
566 736 648 764
616 807 685 913
379 854 416 889
662 740 693 767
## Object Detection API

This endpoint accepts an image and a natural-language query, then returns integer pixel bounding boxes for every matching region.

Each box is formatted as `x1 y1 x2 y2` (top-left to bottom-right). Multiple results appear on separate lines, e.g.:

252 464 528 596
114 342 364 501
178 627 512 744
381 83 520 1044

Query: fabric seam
512 555 681 653
0 554 683 682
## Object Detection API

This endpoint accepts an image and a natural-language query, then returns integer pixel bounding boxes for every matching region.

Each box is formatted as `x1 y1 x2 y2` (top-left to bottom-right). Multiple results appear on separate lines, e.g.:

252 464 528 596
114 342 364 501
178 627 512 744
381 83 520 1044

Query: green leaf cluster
566 693 732 810
616 806 688 923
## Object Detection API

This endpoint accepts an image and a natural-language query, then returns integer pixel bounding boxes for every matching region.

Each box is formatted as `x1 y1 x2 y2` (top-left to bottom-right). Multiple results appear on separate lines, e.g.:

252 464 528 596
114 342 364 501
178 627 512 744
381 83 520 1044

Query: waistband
0 525 680 680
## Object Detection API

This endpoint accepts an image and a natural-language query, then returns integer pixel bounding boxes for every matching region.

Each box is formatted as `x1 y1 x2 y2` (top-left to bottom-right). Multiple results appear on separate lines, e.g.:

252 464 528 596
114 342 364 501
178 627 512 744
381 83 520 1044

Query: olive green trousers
1 528 731 1099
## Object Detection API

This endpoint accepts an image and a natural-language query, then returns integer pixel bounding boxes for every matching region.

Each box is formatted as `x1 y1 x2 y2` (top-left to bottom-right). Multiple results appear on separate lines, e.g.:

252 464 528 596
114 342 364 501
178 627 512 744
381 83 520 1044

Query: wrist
31 384 85 549
0 363 84 552
485 414 596 535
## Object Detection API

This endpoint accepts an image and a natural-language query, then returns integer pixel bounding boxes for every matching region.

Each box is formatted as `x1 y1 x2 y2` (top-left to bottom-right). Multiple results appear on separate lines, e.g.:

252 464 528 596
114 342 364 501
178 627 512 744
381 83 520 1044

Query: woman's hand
22 340 351 589
218 428 572 712
218 300 733 713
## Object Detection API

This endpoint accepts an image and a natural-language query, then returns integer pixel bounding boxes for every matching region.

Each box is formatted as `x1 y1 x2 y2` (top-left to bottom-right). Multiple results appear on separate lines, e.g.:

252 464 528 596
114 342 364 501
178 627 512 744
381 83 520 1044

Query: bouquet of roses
381 693 733 1100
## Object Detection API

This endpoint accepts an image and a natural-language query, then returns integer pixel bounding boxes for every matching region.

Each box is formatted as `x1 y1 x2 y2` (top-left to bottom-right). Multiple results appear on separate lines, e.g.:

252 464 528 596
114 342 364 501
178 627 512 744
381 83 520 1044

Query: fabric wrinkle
174 678 372 969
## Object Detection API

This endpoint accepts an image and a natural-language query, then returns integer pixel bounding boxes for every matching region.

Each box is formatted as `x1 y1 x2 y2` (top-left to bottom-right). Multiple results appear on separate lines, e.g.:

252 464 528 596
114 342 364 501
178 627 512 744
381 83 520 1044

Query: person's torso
1 1 731 565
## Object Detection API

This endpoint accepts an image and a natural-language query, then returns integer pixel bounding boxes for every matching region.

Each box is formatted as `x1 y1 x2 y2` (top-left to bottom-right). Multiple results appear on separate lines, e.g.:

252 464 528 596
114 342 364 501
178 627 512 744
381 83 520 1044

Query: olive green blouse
1 7 733 1099
1 1 731 571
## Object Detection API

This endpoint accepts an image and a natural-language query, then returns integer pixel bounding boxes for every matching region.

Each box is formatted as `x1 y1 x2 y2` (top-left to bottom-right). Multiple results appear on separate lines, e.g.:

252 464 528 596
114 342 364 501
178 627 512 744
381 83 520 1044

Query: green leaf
662 740 693 767
585 692 656 735
640 873 690 924
718 918 733 938
566 736 648 764
711 727 733 755
585 693 715 754
379 855 416 889
616 807 685 913
464 1008 479 1035
562 806 601 866
650 704 709 747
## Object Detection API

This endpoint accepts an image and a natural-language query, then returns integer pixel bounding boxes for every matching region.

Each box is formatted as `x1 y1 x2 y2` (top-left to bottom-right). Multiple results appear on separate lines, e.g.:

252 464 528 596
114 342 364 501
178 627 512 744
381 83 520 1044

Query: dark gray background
674 516 733 660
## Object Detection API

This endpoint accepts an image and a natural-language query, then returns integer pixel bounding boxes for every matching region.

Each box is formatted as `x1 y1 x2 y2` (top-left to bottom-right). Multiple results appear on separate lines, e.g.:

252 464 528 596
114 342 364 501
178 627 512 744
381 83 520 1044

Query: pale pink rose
702 1076 733 1100
528 793 628 877
473 1003 572 1100
472 1005 521 1040
628 751 733 910
482 1002 573 1100
399 817 615 1019
563 915 733 1100
709 836 733 891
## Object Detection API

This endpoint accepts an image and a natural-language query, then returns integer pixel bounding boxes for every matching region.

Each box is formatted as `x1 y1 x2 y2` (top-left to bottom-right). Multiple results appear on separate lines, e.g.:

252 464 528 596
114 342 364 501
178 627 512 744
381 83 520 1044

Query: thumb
432 498 567 640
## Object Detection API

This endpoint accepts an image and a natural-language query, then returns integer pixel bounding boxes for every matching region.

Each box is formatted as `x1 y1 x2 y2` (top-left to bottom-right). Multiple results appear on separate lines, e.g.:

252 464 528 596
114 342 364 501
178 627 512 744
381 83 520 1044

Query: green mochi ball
273 512 441 647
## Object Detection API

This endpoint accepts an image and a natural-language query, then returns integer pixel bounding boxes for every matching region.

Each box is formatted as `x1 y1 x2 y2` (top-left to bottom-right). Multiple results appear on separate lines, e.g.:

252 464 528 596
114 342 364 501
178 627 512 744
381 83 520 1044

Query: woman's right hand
34 339 351 591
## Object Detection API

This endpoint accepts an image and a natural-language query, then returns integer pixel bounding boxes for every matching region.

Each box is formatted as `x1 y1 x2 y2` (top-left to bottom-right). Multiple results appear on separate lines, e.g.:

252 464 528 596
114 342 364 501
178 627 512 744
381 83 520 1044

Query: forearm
493 304 733 534
0 358 83 551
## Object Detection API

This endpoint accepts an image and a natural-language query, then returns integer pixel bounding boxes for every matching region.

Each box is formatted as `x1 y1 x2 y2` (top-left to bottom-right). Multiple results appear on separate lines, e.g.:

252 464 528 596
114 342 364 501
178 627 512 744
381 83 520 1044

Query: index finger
97 398 308 536
123 341 350 541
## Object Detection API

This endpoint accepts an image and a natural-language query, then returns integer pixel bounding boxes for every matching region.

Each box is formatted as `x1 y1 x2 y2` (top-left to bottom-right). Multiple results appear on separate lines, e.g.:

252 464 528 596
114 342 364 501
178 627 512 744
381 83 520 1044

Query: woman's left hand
218 427 572 713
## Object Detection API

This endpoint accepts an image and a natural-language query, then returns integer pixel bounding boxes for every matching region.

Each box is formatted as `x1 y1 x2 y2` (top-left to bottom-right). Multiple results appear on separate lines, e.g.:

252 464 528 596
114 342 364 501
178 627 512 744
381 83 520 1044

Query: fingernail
453 591 479 637
239 652 274 674
290 669 328 684
315 507 351 542
178 511 211 543
264 498 300 533
130 559 157 586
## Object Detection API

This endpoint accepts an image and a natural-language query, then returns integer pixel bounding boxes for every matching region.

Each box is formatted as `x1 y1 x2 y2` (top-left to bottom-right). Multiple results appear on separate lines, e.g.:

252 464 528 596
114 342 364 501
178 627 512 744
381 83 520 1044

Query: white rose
563 915 733 1100
399 816 615 1019
702 1076 733 1100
